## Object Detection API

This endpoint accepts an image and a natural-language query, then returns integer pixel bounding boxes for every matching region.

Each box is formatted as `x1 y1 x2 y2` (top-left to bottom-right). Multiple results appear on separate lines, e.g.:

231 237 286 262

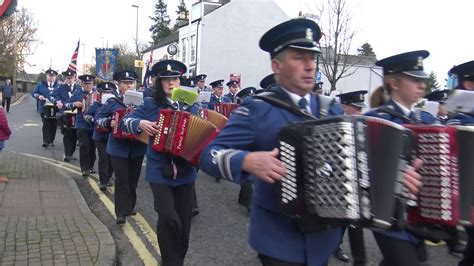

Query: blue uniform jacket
202 93 232 109
120 98 199 186
224 92 236 103
83 102 108 142
65 89 95 130
447 112 474 125
199 86 343 265
95 96 147 159
364 98 437 243
31 81 59 113
51 83 81 113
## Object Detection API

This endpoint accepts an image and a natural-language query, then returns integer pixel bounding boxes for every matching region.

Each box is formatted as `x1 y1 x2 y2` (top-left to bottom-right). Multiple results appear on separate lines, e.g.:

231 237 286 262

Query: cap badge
306 28 313 41
417 56 423 68
167 64 172 72
125 72 129 78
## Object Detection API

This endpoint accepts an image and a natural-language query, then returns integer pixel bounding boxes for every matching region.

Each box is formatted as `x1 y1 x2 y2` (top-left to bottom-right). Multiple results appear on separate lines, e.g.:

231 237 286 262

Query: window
181 38 187 63
190 35 196 63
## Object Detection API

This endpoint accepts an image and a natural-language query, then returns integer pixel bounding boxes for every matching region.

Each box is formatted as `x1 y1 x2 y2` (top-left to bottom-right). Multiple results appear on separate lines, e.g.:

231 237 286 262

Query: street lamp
131 4 139 56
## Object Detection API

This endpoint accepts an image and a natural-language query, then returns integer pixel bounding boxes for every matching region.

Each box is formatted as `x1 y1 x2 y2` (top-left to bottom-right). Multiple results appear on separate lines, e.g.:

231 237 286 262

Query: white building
142 0 383 96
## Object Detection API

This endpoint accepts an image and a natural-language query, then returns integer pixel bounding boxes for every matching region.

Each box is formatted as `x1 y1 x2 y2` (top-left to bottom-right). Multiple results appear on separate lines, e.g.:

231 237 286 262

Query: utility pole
131 5 139 56
12 10 18 95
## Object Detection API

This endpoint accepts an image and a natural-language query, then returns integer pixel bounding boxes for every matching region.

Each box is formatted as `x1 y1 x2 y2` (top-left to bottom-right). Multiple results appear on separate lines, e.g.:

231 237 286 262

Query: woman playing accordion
364 50 438 265
120 60 199 266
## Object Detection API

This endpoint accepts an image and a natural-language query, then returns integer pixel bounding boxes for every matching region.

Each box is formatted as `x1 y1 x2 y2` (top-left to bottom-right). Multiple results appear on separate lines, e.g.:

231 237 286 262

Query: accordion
406 125 474 226
278 115 412 229
198 108 228 129
213 103 239 118
44 102 59 119
151 109 219 165
63 110 77 128
82 92 100 113
112 108 136 140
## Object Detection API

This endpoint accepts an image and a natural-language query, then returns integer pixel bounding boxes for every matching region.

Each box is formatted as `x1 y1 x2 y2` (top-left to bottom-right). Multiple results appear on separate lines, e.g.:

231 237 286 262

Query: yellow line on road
22 153 159 265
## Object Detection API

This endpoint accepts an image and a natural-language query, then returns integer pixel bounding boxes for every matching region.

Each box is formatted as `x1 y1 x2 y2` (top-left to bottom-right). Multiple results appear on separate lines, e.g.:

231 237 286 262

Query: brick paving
0 151 115 265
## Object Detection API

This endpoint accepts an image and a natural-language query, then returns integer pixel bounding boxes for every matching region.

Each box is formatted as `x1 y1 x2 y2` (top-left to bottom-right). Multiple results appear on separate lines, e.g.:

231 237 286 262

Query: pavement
0 150 116 265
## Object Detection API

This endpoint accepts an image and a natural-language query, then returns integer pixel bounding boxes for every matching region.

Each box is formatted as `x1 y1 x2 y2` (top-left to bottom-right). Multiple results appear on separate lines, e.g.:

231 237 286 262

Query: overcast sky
19 0 474 87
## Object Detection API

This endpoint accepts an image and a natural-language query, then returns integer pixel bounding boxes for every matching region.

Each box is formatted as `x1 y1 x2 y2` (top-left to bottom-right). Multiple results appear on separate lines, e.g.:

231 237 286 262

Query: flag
95 48 119 81
143 49 154 89
67 40 80 72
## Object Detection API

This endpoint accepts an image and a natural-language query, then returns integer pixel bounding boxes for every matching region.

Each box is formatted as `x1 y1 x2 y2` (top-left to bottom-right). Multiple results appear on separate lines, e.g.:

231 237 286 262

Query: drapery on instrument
112 108 136 140
63 110 77 128
149 109 219 165
405 125 474 227
198 108 228 129
44 100 59 119
213 103 240 118
278 115 413 230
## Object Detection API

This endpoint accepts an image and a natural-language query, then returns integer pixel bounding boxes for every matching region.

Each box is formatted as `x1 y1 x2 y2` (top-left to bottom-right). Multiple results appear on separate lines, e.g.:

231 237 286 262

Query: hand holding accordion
138 109 220 165
112 108 136 140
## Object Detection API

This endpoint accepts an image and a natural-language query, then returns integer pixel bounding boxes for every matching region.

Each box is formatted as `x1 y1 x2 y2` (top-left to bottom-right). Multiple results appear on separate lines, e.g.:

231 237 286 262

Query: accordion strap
374 106 412 123
253 92 316 120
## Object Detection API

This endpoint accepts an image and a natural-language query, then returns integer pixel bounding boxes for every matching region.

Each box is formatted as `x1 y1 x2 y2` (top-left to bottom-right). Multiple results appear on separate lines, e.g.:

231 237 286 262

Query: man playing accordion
198 19 424 265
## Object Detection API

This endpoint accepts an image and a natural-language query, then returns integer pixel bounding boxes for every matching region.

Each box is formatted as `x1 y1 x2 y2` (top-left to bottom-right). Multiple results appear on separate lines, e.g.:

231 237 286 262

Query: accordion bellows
198 109 228 129
278 115 411 229
112 108 136 140
152 109 219 165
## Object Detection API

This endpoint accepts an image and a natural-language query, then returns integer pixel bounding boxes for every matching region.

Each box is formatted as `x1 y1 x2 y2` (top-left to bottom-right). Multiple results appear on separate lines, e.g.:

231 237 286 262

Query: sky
18 0 474 87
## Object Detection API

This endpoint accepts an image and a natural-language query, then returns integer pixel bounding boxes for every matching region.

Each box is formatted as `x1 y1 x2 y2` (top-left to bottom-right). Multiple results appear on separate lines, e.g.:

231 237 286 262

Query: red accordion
213 103 239 118
112 108 136 140
406 125 474 226
198 108 228 129
63 110 77 128
151 109 219 165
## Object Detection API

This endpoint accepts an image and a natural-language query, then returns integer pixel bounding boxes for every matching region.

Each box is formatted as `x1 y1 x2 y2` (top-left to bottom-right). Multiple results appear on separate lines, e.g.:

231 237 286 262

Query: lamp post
81 43 86 74
131 4 139 56
12 9 18 95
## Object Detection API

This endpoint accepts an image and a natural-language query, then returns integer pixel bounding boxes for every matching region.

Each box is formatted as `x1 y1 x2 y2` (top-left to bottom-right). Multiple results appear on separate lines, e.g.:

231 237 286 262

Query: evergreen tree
424 71 440 95
174 0 189 30
357 43 376 57
149 0 172 45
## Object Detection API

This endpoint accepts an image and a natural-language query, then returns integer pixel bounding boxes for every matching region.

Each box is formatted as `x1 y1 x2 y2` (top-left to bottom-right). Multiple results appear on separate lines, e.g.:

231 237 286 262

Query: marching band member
259 73 275 90
365 50 437 266
224 80 240 102
95 70 146 224
120 60 199 266
52 70 80 161
84 82 117 191
425 90 450 125
446 60 474 266
199 18 348 265
208 79 231 104
31 69 60 147
65 74 97 177
194 74 207 93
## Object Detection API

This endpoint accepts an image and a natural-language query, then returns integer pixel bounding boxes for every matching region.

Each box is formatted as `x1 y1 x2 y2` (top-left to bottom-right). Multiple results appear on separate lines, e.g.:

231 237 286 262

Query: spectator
0 106 11 151
0 79 13 112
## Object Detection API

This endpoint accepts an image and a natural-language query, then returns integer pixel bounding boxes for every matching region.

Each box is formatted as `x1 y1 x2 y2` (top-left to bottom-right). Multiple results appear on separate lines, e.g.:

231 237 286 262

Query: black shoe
89 169 96 174
334 247 350 262
215 177 221 183
42 143 48 147
71 156 77 160
116 216 126 224
99 183 107 192
63 156 70 162
192 208 199 217
49 142 55 147
82 170 90 177
126 208 137 216
448 243 466 255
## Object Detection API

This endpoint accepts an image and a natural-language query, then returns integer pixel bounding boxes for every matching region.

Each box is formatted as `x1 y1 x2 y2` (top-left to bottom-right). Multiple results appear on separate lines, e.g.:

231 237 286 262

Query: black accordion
278 115 413 230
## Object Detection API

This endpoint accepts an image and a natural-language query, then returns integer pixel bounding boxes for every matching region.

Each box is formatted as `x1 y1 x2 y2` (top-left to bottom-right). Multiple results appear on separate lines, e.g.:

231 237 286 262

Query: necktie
298 97 308 113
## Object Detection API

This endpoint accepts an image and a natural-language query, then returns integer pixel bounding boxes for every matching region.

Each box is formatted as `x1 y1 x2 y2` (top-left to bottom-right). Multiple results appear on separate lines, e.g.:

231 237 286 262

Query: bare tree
317 0 358 92
0 8 38 93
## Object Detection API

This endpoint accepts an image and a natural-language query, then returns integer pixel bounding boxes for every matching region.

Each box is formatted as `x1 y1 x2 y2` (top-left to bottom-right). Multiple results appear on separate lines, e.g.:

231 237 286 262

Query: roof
320 46 377 66
16 71 39 83
141 31 179 54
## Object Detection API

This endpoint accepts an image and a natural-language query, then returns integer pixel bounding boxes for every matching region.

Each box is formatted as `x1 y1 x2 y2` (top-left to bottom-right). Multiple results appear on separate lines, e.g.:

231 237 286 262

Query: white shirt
280 86 312 114
392 99 413 116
